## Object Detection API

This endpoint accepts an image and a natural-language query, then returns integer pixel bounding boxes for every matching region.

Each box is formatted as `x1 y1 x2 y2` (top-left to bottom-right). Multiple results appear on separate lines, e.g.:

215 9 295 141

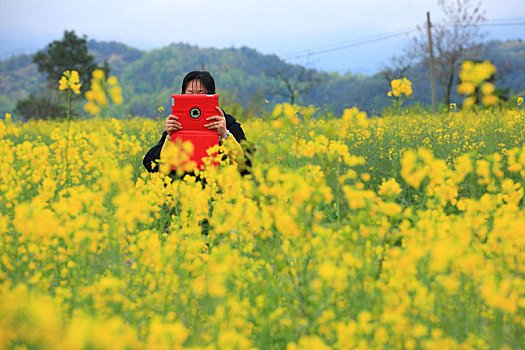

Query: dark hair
181 71 216 94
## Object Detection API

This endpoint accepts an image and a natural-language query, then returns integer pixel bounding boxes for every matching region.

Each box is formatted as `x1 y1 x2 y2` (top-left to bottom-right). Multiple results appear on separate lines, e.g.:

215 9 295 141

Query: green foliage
14 89 65 120
0 38 524 118
86 40 143 77
0 94 12 115
33 30 98 92
13 31 101 120
0 54 44 113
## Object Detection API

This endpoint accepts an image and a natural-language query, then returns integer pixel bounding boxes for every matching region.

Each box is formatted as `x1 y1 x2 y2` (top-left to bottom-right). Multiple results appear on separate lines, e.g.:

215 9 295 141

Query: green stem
396 96 403 116
65 88 71 186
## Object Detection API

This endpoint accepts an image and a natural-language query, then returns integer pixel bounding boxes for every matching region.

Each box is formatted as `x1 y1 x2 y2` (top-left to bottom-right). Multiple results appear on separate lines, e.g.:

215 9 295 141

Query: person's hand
165 114 182 138
204 107 227 139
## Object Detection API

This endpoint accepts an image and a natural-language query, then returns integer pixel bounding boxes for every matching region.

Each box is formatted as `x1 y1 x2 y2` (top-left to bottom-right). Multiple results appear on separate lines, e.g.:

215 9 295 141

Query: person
143 71 251 176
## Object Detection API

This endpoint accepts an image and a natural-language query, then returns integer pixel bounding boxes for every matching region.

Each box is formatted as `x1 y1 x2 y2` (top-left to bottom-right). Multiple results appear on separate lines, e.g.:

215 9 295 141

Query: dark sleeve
225 113 247 143
143 131 168 173
225 113 254 176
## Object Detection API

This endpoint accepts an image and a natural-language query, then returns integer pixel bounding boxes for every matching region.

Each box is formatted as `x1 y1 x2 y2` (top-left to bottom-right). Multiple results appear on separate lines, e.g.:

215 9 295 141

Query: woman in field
143 70 250 176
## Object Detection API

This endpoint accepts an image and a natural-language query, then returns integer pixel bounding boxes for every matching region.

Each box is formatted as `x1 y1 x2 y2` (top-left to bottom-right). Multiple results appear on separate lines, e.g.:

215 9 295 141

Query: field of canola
0 104 524 349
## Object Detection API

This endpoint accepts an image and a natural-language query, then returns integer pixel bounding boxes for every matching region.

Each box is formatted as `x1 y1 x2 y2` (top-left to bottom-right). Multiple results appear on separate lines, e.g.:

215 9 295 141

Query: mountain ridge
1 39 523 118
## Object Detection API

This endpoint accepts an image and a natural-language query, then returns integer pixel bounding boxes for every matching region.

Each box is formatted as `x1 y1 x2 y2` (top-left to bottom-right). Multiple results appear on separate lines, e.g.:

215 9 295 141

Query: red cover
170 94 219 170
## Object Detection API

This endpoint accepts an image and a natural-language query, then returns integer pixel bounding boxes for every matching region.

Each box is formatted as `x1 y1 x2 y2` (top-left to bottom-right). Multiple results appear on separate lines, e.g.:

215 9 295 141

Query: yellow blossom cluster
387 78 413 97
0 104 524 349
270 103 318 127
58 70 81 95
457 60 499 107
459 60 496 86
158 138 198 176
84 69 123 115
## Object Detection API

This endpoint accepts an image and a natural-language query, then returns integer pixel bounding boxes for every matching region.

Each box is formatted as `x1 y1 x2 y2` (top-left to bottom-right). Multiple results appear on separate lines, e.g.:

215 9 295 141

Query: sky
1 0 524 75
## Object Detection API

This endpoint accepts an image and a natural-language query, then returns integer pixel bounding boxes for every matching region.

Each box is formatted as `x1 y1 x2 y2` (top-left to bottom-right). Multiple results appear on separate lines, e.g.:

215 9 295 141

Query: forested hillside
1 39 523 118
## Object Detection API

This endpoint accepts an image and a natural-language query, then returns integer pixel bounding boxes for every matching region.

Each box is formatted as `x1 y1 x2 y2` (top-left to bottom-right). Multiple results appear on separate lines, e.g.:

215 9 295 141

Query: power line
217 19 523 74
284 21 524 62
284 17 524 58
478 22 525 27
484 16 525 23
281 26 418 60
439 21 525 31
282 28 418 61
216 27 418 74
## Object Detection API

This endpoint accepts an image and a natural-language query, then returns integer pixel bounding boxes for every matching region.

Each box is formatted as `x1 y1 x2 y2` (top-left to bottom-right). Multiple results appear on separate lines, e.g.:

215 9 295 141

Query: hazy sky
1 0 524 74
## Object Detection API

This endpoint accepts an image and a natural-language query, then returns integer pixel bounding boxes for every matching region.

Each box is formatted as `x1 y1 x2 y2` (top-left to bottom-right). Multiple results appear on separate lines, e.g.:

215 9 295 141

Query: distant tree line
0 20 523 120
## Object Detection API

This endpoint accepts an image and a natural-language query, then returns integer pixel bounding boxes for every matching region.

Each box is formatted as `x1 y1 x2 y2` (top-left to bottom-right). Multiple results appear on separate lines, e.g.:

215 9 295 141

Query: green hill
1 39 523 119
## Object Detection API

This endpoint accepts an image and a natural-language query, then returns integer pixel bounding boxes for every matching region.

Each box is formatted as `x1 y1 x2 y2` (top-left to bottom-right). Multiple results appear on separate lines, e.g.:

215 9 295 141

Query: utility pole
427 11 438 114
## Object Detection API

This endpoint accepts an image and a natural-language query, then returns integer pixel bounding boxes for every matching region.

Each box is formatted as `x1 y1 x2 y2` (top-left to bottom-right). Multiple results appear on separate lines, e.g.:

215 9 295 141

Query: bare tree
265 65 322 105
407 0 487 105
381 53 415 85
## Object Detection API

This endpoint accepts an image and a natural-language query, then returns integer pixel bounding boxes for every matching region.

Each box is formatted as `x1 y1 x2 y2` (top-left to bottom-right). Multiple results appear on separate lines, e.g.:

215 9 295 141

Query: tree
16 31 99 119
381 54 415 85
265 65 322 105
14 89 65 120
405 0 486 105
33 30 98 92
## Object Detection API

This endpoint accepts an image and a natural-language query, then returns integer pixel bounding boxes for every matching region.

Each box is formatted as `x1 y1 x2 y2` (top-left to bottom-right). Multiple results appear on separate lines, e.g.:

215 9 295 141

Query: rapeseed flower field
1 73 524 348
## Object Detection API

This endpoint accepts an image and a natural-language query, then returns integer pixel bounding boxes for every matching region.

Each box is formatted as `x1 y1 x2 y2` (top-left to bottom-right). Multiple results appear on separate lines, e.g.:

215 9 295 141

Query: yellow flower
91 81 103 92
461 60 474 73
58 76 68 91
378 178 402 197
460 60 496 86
96 91 109 105
84 101 101 115
70 70 80 84
463 96 476 108
109 87 123 105
70 83 81 95
389 78 412 97
391 79 401 89
457 82 475 95
107 76 118 86
84 72 124 114
92 69 105 80
482 94 499 106
391 79 402 97
58 70 81 94
85 90 95 101
112 95 123 105
400 84 412 97
477 61 496 80
481 82 495 95
517 97 523 106
289 335 331 350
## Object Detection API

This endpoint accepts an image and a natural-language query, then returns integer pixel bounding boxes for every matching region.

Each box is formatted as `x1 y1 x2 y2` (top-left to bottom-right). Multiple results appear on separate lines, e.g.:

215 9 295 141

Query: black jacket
143 112 251 174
